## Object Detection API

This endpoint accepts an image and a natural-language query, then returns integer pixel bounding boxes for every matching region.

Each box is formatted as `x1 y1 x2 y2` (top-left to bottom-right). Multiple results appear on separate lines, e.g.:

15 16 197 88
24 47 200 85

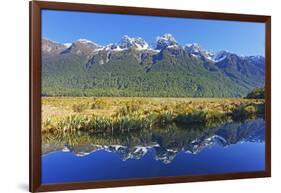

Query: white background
0 0 280 192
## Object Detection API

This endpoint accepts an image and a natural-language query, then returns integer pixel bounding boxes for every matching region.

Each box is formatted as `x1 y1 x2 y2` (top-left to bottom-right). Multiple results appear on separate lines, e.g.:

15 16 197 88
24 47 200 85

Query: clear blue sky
42 10 265 56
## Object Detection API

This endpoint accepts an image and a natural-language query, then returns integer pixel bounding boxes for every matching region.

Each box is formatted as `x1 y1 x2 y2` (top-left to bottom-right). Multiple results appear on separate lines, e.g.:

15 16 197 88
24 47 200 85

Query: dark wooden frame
29 1 271 192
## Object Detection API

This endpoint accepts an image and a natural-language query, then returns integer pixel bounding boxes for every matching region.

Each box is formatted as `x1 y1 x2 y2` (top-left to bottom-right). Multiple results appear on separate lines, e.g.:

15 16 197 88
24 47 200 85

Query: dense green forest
246 87 265 99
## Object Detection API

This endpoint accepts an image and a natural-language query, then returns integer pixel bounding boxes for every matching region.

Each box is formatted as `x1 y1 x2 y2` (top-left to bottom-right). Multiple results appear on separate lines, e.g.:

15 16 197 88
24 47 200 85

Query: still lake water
42 119 265 184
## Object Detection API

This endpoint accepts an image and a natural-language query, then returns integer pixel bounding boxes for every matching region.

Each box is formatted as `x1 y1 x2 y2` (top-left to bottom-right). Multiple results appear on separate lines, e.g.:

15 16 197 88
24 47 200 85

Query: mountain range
42 33 265 97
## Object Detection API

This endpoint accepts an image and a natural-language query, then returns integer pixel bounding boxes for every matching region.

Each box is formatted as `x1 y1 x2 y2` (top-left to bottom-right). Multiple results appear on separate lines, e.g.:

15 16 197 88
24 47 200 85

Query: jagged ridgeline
42 34 265 97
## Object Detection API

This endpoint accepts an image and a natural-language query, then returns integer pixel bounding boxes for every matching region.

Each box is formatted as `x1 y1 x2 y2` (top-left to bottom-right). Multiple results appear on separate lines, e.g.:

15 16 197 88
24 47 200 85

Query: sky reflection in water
42 119 265 184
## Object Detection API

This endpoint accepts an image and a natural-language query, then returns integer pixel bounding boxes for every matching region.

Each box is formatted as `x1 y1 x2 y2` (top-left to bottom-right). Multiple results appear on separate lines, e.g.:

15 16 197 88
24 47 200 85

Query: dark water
41 119 265 184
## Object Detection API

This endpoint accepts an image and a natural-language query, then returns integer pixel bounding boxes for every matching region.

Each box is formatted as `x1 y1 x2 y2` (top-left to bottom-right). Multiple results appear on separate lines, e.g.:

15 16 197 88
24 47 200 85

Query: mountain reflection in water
42 119 265 164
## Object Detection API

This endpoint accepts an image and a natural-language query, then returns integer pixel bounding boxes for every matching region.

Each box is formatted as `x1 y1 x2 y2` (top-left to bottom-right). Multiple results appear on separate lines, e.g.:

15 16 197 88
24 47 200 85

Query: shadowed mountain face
42 34 265 97
42 119 265 164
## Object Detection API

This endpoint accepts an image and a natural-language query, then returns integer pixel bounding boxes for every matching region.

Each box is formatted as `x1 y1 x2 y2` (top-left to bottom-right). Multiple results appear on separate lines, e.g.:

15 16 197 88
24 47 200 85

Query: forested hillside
42 34 265 97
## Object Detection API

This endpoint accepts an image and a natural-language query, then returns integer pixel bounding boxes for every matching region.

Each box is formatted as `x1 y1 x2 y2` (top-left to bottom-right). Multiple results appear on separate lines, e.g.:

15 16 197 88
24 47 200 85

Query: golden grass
42 97 264 133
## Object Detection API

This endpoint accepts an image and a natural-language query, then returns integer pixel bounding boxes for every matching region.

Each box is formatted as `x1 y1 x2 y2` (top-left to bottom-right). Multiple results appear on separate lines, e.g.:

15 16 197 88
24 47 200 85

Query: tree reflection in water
42 119 264 164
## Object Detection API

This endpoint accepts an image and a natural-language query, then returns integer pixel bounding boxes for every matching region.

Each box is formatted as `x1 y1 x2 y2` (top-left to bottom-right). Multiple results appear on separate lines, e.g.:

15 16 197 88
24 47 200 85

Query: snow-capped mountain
185 43 215 61
62 38 102 56
244 55 265 69
244 55 265 62
156 33 179 50
213 50 265 73
41 33 265 97
213 50 232 62
119 35 149 50
98 35 150 53
42 34 263 63
103 43 123 51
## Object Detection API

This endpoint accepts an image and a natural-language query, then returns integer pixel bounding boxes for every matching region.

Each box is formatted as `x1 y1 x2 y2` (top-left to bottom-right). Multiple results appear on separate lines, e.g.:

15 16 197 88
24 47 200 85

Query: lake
41 118 265 184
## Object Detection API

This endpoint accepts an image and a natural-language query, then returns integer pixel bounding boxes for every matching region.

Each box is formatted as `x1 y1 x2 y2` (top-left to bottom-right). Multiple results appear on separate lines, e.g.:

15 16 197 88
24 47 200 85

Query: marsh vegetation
42 97 264 134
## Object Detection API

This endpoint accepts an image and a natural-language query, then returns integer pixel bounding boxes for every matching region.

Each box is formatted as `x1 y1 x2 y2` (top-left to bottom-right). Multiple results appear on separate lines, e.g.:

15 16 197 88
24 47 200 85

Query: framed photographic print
30 1 271 192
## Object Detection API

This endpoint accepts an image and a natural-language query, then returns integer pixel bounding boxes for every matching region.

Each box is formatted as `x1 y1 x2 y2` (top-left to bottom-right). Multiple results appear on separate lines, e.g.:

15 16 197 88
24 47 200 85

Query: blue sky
42 10 265 56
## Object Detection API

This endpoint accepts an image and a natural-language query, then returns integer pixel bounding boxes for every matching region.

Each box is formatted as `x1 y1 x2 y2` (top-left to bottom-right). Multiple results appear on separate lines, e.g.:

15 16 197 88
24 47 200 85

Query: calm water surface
42 119 265 184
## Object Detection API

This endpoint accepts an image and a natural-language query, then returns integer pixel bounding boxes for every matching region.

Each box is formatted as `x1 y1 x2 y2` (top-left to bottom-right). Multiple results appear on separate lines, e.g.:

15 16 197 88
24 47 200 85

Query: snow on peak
44 35 263 63
213 50 232 62
76 38 95 44
74 39 102 47
119 35 149 50
185 43 214 61
156 33 178 50
213 51 263 63
104 43 124 51
185 43 201 51
157 33 177 42
63 43 72 48
244 55 264 61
